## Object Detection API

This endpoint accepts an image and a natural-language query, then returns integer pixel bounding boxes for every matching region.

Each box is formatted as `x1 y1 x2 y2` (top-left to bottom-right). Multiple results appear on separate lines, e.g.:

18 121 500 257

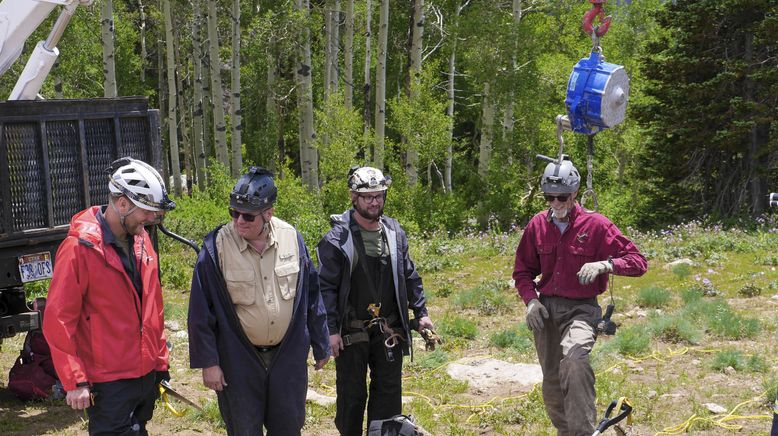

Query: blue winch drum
565 51 629 134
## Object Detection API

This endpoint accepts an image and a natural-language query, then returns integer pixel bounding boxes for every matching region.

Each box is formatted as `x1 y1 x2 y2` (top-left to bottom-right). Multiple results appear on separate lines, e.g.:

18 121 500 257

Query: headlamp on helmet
230 167 278 212
538 154 581 194
347 166 392 193
107 157 176 212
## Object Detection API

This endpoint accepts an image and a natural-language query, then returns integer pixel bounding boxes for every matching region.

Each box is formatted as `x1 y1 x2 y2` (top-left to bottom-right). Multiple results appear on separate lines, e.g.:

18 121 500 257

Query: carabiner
582 0 612 38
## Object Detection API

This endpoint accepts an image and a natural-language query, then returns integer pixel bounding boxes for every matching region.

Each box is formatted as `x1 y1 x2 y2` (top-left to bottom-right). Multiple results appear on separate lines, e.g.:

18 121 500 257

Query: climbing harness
544 0 629 212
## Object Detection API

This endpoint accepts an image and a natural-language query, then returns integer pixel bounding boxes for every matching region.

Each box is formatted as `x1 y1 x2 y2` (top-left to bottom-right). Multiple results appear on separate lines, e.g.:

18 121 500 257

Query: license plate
18 252 54 283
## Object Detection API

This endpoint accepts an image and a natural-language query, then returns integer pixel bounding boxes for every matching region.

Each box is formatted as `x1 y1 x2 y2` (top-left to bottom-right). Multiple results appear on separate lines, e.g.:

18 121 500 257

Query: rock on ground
446 357 542 393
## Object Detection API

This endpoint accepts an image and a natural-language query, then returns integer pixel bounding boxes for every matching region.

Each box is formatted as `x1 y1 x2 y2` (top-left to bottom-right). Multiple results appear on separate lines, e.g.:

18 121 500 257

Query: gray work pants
533 295 601 436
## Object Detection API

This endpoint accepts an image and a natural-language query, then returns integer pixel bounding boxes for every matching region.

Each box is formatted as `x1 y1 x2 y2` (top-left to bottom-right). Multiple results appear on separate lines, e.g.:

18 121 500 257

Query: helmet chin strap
110 197 138 235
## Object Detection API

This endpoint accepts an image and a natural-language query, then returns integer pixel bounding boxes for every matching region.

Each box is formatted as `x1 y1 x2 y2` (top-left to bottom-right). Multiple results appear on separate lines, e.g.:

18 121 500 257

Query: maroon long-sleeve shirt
513 203 648 305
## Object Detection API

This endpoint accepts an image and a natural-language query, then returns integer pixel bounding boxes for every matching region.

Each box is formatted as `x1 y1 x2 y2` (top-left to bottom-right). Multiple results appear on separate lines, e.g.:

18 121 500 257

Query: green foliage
437 315 478 340
711 349 767 373
315 93 369 214
737 283 762 298
453 279 512 315
413 349 451 370
606 325 652 356
272 165 330 249
680 287 703 304
636 286 671 308
764 376 778 405
489 325 534 352
633 0 778 226
671 263 692 280
159 253 196 292
163 162 233 245
23 279 51 300
681 298 761 340
647 314 702 345
188 399 225 429
755 254 778 266
389 63 451 168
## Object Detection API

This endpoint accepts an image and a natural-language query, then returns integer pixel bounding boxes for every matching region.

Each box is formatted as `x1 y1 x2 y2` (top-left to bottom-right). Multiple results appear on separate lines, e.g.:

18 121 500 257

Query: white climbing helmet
108 157 175 211
347 166 392 193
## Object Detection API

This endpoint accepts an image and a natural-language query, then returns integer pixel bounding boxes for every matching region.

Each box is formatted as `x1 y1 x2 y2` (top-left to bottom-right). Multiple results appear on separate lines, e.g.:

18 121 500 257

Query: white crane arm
0 0 92 100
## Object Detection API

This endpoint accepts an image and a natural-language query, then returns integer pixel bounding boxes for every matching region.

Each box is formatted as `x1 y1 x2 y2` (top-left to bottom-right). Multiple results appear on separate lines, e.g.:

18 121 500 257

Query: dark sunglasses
544 194 571 202
228 208 261 222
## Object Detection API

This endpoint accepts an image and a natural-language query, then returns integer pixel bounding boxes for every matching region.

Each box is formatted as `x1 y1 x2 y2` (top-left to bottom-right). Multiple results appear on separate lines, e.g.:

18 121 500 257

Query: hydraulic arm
0 0 92 100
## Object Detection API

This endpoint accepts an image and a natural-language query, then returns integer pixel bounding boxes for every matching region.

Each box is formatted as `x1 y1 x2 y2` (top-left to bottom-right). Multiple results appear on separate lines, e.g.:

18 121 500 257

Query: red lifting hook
582 0 612 38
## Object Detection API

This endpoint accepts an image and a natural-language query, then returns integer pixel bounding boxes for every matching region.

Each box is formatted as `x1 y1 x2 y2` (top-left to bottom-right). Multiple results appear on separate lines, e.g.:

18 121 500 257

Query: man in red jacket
513 156 647 436
43 157 175 435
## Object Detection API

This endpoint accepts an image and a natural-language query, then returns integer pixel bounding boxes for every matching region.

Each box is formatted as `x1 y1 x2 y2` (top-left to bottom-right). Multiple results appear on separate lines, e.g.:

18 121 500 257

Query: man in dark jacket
317 166 433 436
513 157 647 436
187 167 330 436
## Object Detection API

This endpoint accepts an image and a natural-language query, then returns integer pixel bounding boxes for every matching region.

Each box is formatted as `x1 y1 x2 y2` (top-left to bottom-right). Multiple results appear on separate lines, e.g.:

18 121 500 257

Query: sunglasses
544 194 571 202
228 208 262 222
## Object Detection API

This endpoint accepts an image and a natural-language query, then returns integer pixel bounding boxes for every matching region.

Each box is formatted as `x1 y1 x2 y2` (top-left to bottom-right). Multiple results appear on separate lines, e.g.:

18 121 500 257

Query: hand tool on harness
158 379 204 413
596 256 618 335
409 318 442 351
546 0 628 212
592 397 633 436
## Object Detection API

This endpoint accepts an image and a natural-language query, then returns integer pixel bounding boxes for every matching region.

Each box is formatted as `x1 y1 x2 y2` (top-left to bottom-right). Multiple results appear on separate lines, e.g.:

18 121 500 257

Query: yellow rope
655 394 772 435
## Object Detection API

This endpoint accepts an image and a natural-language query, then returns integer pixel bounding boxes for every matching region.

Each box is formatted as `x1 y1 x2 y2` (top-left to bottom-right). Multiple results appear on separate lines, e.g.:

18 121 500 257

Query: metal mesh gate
0 98 161 241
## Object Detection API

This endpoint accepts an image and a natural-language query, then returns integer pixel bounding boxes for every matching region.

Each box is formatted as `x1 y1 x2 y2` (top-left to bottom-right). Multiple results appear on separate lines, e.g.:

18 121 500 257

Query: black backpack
367 415 423 436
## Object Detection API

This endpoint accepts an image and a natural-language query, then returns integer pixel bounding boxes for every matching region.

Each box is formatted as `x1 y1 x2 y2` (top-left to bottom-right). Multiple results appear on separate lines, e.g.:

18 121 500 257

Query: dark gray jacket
317 210 428 354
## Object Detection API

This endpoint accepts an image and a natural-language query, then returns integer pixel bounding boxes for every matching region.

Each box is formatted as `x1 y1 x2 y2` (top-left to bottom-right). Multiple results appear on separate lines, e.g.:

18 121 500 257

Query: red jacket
513 203 647 305
43 206 168 391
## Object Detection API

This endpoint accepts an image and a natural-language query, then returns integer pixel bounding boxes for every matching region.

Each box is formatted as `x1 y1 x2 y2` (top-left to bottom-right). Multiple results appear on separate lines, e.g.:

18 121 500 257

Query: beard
551 206 570 220
354 201 384 221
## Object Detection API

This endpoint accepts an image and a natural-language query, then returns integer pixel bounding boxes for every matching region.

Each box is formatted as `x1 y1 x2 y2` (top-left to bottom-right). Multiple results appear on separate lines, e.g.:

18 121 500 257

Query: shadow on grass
0 387 84 435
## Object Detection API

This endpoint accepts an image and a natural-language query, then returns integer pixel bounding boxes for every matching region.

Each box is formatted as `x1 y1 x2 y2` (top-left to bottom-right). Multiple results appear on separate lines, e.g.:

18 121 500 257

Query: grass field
1 220 776 435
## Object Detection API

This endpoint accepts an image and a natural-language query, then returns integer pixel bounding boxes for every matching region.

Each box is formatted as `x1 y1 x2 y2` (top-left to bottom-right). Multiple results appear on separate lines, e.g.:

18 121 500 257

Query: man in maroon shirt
513 156 647 436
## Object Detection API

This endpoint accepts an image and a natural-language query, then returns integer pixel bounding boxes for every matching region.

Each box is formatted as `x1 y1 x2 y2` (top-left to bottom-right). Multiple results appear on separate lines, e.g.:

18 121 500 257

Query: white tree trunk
157 0 166 183
173 26 191 194
478 82 494 180
139 0 146 83
163 0 181 195
207 0 229 167
266 47 277 170
101 0 117 97
405 0 424 185
343 0 354 110
363 0 373 140
445 28 457 193
230 0 243 177
191 0 206 191
295 0 319 189
374 0 389 170
503 0 521 165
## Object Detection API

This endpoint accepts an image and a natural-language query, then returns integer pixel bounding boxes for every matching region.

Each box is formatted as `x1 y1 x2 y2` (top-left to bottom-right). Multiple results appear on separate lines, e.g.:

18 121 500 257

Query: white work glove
525 299 549 332
577 260 613 285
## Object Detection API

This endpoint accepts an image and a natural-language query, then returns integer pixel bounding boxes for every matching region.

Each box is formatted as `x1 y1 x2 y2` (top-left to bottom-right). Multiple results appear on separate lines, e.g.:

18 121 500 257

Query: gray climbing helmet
230 167 277 211
540 156 580 194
